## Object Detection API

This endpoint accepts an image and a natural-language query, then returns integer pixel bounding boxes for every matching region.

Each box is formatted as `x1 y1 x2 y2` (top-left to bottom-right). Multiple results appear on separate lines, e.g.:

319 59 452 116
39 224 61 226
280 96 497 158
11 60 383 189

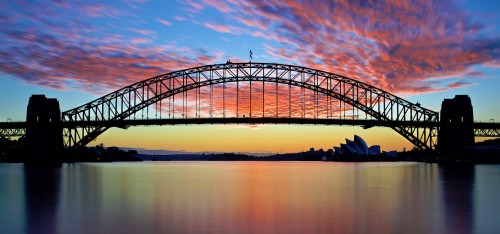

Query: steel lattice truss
0 128 26 137
62 62 439 149
475 128 500 137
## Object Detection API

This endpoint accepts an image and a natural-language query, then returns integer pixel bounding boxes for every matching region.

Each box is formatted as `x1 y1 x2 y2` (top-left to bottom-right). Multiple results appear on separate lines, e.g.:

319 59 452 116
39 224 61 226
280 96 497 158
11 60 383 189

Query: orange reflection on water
54 162 447 233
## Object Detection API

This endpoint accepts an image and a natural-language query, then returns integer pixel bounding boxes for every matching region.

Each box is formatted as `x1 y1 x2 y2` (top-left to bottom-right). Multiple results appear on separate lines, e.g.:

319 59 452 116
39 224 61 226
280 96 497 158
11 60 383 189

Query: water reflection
474 165 500 233
2 162 498 233
24 166 61 234
56 162 447 233
439 165 474 234
0 164 25 233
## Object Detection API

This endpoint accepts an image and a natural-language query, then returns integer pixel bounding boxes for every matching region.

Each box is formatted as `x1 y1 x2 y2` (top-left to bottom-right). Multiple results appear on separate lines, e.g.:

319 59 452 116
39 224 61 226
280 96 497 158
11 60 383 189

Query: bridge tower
25 95 63 165
438 95 474 152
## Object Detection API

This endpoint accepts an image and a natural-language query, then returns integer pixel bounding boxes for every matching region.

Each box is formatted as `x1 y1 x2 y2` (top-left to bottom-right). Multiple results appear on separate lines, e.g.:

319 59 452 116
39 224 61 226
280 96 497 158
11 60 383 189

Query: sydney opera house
333 135 381 156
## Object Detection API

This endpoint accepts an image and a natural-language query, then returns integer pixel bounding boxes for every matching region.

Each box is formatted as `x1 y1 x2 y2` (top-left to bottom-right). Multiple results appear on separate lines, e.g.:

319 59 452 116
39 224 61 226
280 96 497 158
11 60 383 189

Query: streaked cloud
130 38 153 44
173 16 187 21
0 1 222 93
203 23 246 35
157 19 172 27
128 27 156 36
191 0 500 94
0 0 498 99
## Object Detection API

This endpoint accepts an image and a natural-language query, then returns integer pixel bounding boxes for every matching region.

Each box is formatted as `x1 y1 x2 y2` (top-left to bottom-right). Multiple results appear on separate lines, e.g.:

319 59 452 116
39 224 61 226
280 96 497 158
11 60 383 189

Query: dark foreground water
1 162 500 234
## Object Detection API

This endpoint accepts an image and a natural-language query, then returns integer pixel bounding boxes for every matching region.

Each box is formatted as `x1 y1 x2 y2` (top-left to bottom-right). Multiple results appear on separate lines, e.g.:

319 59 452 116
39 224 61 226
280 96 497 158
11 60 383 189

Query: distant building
334 135 381 156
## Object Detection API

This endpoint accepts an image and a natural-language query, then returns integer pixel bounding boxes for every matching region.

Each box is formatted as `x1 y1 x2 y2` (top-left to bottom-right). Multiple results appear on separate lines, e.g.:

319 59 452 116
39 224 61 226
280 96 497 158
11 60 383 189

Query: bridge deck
1 118 500 129
2 120 500 139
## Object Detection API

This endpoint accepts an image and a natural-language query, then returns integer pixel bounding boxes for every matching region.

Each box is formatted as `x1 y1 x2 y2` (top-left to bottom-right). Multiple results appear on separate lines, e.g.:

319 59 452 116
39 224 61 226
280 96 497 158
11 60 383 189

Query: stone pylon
25 95 63 165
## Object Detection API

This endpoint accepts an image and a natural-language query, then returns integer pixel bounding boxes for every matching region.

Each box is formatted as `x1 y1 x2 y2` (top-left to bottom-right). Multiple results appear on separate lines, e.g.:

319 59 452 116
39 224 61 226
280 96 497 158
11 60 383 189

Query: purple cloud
192 0 500 94
0 0 499 99
0 1 223 93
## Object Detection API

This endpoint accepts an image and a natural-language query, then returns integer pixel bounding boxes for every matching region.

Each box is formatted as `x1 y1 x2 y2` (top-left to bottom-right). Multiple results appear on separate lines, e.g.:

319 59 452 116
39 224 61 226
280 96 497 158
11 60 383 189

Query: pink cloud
184 0 204 12
128 27 156 36
79 4 126 18
484 60 500 68
236 18 268 30
1 0 499 102
174 16 187 21
125 0 149 3
0 0 227 96
0 31 222 94
157 19 172 26
203 23 246 35
192 0 500 95
200 0 232 13
130 38 152 44
447 81 474 89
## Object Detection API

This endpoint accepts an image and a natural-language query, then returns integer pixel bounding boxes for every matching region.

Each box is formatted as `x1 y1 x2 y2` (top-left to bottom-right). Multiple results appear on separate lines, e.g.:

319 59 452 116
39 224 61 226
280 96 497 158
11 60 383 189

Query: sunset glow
1 0 500 154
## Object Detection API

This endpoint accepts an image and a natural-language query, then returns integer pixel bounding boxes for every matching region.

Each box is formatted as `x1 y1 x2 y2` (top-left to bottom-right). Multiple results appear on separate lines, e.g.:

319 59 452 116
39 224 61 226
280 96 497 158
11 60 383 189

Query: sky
1 0 500 155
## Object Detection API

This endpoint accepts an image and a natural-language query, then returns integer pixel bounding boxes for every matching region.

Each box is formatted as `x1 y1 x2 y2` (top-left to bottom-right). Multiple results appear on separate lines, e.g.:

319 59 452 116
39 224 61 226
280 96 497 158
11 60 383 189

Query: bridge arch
62 62 439 149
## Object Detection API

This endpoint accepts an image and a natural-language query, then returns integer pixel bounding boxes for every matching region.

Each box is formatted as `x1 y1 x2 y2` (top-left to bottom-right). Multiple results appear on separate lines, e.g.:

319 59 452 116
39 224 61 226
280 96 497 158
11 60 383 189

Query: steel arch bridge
62 62 439 149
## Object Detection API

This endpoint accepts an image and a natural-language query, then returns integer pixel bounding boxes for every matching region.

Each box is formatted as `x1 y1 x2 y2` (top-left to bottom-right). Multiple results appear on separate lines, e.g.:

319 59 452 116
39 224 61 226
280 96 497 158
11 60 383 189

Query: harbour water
1 161 500 233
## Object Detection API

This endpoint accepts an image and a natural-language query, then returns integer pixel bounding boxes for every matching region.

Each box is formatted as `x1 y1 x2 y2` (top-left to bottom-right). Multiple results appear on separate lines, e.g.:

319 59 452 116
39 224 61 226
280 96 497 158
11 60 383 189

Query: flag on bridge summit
250 50 253 60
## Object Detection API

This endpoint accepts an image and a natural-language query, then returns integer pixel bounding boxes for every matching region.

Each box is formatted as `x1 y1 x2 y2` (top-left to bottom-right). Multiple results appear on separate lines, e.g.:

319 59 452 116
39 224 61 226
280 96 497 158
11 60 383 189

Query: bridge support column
25 95 63 165
438 95 474 153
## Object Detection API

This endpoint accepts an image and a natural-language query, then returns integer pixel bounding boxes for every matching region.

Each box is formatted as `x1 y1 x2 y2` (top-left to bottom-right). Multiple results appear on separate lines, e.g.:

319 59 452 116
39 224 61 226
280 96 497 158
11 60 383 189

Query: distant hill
136 152 318 161
137 154 210 161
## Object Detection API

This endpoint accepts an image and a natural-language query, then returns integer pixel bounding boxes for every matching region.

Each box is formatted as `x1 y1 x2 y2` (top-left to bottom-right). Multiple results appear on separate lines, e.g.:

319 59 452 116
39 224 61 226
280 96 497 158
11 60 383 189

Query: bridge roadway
1 118 500 136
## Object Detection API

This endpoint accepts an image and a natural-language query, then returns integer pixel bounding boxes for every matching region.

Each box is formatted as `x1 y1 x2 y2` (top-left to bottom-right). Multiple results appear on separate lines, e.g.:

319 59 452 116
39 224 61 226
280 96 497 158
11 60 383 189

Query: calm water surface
1 161 500 234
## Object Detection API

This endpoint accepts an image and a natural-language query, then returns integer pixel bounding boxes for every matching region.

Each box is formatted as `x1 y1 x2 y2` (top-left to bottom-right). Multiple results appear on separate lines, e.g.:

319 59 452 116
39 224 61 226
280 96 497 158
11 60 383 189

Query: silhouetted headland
2 136 500 163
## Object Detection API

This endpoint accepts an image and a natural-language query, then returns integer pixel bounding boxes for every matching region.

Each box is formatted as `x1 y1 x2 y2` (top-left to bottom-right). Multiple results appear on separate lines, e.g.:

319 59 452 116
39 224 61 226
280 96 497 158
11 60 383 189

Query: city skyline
1 0 500 154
